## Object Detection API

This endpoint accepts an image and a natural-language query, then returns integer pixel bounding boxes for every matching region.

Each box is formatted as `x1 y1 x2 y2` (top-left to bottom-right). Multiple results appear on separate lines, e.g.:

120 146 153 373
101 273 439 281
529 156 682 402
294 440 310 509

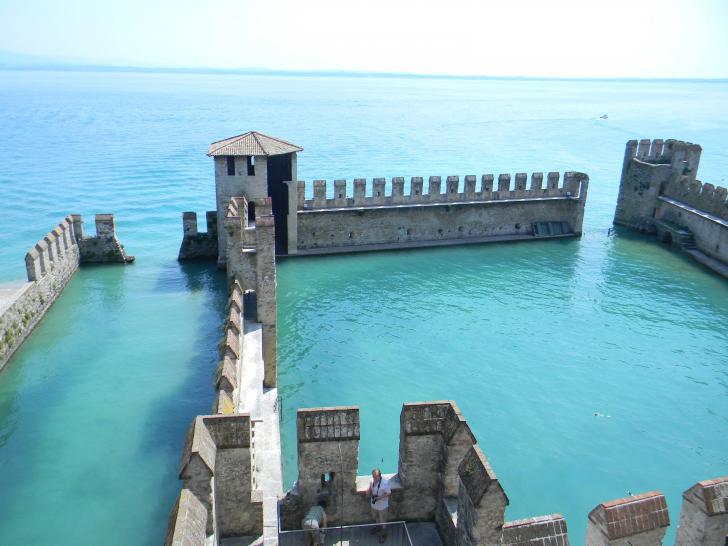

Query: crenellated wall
167 392 728 546
586 492 670 546
0 214 132 374
298 172 585 210
168 414 262 545
72 214 134 264
178 211 218 261
614 138 728 277
293 172 588 254
166 195 284 546
213 280 244 415
675 476 728 545
276 401 728 546
223 195 277 387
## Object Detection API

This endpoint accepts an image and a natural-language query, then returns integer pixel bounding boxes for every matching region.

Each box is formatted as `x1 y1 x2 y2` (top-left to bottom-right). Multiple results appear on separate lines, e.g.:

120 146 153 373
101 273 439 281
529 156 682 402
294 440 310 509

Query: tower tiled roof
207 131 303 157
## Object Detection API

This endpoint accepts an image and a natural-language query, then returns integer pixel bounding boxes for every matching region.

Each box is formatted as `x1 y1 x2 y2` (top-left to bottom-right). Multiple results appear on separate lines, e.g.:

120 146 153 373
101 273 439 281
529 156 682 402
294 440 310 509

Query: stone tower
207 131 302 262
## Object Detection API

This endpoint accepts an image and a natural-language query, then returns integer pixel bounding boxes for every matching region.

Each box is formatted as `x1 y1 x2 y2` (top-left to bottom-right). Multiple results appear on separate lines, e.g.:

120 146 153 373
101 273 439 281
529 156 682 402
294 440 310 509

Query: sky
1 0 727 78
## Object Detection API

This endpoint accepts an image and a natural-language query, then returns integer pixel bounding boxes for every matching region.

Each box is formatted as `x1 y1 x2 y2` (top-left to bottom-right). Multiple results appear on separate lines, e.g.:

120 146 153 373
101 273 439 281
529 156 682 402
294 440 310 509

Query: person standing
366 468 391 543
302 499 328 546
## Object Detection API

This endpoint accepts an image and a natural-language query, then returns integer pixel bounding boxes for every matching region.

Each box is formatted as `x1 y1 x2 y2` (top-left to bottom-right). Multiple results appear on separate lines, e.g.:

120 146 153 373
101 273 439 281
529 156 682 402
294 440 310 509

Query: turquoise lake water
0 71 727 545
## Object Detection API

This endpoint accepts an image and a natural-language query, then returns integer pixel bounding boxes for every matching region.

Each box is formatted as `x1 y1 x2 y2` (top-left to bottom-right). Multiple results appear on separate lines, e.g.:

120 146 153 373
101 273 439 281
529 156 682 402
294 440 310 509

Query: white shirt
370 476 391 510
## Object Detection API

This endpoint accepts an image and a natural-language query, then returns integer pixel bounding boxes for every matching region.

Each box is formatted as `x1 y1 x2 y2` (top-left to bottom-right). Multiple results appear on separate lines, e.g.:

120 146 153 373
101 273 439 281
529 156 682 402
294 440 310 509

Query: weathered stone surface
586 491 669 546
456 445 509 546
676 476 728 545
164 489 208 546
614 138 728 275
75 214 134 263
295 174 588 253
178 211 218 261
1 214 132 374
215 356 237 395
502 514 569 545
173 414 261 540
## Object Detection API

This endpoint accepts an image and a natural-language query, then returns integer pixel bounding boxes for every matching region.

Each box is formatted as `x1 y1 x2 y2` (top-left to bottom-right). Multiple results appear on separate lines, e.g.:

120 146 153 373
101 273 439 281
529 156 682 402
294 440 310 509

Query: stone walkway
238 320 283 546
0 282 26 314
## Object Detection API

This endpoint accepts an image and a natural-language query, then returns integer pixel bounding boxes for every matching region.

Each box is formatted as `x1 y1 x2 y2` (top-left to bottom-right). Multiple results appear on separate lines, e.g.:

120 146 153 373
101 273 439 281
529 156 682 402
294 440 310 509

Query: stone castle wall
166 195 280 546
164 138 728 545
294 173 588 253
614 138 728 276
280 402 727 546
178 211 218 261
0 214 132 373
0 216 81 372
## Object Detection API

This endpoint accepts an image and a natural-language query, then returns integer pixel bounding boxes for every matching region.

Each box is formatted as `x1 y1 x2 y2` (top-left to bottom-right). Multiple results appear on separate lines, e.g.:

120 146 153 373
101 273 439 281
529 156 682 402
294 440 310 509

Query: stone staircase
676 230 697 250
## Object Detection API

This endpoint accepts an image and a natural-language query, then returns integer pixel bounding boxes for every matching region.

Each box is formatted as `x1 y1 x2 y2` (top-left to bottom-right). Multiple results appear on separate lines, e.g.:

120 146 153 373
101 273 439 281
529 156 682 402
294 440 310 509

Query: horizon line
1 61 727 83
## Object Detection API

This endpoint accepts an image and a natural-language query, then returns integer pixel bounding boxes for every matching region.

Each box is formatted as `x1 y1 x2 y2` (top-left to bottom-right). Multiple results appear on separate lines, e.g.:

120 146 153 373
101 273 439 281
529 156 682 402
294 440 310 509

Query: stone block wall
164 489 208 546
172 413 262 544
293 173 588 253
72 214 134 263
676 476 728 545
0 216 81 372
586 491 669 546
501 514 569 545
178 211 218 261
0 214 131 374
454 445 509 546
614 138 728 275
213 281 243 415
297 172 588 210
224 195 277 387
283 407 363 526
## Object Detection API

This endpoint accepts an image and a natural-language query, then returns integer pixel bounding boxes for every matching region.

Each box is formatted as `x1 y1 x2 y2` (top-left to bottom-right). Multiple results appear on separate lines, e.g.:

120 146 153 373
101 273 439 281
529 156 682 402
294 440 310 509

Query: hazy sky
1 0 727 78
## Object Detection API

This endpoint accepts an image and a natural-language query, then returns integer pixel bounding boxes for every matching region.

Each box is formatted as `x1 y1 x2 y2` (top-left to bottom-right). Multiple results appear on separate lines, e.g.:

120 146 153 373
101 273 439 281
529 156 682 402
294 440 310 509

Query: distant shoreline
1 63 727 83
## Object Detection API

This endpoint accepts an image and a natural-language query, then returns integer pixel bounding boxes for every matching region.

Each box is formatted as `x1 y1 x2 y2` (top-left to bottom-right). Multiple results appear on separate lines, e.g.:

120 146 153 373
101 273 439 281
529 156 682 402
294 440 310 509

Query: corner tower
207 131 302 262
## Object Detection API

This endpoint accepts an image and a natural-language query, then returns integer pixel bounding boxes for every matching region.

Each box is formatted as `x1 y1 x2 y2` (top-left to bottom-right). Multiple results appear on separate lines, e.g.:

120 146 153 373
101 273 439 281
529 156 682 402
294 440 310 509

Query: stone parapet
73 214 134 264
178 210 218 261
1 214 131 374
586 491 669 545
164 489 208 546
173 413 261 543
614 138 728 275
297 172 588 211
502 513 569 546
297 406 360 442
676 476 728 545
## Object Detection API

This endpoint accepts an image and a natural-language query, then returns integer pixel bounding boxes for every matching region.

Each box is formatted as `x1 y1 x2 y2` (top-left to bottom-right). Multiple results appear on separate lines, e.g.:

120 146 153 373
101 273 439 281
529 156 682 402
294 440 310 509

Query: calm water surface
0 71 726 545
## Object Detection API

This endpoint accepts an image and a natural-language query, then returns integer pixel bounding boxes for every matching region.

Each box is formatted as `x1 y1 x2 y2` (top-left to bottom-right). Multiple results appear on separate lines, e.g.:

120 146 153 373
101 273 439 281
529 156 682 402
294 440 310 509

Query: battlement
2 214 132 374
501 514 569 545
615 138 728 276
24 215 79 282
168 392 728 546
662 176 728 222
586 491 669 545
293 173 589 254
22 214 131 300
624 138 702 170
676 476 728 545
171 413 261 541
297 172 588 211
297 406 360 442
179 211 218 261
69 213 134 264
213 282 243 415
223 195 277 388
